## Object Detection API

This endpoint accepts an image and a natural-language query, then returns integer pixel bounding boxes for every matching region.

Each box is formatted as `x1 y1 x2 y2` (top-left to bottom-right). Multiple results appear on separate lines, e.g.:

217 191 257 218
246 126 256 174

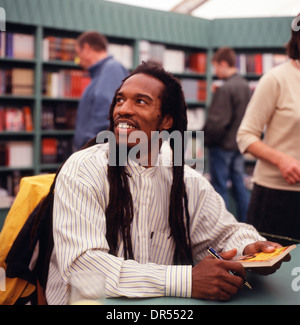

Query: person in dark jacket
73 31 128 150
204 47 250 222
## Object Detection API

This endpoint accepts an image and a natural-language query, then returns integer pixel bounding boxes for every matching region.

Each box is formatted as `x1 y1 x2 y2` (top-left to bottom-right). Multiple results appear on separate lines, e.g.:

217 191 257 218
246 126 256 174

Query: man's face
212 60 228 79
112 73 173 151
75 44 90 69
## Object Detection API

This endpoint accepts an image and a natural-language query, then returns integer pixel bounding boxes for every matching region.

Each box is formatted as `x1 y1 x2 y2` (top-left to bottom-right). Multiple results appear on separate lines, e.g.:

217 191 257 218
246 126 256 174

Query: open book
233 245 296 268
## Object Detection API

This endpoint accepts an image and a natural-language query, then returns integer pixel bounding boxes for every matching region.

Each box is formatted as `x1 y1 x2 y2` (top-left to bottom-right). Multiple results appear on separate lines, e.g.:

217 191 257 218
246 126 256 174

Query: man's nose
117 99 135 115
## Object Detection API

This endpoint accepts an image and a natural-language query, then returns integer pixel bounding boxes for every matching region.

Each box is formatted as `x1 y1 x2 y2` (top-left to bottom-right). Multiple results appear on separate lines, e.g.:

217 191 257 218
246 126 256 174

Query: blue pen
207 247 252 289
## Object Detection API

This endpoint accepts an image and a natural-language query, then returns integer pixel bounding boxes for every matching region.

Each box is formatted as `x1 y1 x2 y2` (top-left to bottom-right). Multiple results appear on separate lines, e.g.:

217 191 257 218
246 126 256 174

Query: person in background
73 30 128 150
237 17 300 246
203 47 250 222
46 62 286 305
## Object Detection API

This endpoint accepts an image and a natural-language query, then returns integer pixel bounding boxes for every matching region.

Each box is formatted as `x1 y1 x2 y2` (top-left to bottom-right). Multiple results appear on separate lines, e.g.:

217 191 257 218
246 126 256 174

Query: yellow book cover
233 245 296 268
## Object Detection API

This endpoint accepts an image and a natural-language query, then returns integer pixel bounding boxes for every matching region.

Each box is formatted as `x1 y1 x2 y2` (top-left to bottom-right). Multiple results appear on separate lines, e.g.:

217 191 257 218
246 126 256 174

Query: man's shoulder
226 74 248 87
103 55 128 72
184 165 211 186
60 143 109 178
183 166 217 204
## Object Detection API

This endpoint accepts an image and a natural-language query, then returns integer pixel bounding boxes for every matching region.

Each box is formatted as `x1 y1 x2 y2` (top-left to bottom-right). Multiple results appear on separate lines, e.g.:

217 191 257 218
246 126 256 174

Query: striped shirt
46 143 264 304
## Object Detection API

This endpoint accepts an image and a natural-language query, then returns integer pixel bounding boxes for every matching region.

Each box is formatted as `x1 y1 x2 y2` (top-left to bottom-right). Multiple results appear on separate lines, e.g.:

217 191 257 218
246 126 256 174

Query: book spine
5 32 13 57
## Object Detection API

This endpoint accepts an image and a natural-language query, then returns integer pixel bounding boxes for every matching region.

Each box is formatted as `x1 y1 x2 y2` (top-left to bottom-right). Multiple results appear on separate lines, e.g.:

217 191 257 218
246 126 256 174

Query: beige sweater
237 60 300 191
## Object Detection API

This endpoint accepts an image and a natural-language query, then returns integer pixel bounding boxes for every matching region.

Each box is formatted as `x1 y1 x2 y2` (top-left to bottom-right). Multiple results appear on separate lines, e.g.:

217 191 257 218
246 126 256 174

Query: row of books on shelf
236 53 287 75
181 79 206 102
0 32 35 59
41 138 73 164
0 170 26 203
42 104 77 130
0 67 90 98
108 43 133 70
42 69 90 98
0 68 34 95
0 32 205 75
0 105 33 132
0 138 73 168
43 36 76 62
0 32 287 78
139 40 206 74
0 141 33 167
42 36 134 70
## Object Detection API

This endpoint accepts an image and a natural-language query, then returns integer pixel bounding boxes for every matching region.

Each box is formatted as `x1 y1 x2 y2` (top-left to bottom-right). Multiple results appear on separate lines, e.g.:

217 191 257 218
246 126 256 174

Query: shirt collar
126 141 173 178
88 55 113 78
225 72 238 81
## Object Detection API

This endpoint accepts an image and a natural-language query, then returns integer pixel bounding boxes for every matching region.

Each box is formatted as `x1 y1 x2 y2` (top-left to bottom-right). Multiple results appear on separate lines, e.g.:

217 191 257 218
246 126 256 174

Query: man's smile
117 122 136 130
114 118 139 136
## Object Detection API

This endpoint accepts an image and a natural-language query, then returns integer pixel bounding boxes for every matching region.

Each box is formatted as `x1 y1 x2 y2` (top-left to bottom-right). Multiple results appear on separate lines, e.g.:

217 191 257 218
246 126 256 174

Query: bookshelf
0 0 293 224
0 23 38 218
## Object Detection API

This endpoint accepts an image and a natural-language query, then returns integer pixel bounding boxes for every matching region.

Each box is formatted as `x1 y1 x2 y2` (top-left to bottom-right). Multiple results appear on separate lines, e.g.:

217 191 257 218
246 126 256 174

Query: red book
189 52 206 74
23 106 33 131
254 54 263 75
0 106 5 131
80 75 90 96
42 138 57 163
197 80 206 101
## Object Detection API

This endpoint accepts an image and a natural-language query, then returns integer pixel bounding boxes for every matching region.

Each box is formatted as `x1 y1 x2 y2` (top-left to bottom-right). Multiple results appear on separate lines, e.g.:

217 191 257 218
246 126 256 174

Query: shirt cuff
165 265 192 298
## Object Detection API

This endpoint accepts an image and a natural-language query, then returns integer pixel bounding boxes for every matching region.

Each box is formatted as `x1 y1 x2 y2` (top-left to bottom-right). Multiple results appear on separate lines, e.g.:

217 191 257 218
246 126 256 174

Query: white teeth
118 123 135 129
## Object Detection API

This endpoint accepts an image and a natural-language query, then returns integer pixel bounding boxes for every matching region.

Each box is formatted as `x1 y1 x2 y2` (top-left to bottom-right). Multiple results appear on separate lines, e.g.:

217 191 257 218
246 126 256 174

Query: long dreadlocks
105 62 193 265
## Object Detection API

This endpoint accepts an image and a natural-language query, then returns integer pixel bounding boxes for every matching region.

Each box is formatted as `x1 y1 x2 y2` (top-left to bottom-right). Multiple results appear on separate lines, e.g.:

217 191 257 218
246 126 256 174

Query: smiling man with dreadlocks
46 62 287 304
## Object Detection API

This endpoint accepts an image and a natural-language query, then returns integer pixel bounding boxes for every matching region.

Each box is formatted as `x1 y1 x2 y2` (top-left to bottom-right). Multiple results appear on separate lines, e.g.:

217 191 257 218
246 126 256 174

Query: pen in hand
207 247 252 290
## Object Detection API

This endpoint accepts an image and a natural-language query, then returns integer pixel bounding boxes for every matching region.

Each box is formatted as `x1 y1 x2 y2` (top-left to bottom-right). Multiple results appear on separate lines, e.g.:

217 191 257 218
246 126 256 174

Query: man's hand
243 241 291 275
191 249 245 301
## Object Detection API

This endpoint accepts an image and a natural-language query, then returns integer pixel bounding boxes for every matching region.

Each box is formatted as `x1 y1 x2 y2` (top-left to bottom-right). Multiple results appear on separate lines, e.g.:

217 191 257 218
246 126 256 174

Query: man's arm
191 241 290 301
186 175 287 301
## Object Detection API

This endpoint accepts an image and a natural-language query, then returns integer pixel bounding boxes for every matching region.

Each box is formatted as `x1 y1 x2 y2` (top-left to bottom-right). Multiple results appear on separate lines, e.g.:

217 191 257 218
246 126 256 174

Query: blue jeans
208 147 250 222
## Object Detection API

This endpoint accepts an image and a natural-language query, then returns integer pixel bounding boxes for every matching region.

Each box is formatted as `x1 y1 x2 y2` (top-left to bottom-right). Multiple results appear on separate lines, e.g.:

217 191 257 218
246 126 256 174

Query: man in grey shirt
204 47 250 222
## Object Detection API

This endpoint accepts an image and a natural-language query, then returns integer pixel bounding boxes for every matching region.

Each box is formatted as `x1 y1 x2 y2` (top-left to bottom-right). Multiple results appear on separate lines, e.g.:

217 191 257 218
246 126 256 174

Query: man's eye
137 99 146 104
116 97 124 103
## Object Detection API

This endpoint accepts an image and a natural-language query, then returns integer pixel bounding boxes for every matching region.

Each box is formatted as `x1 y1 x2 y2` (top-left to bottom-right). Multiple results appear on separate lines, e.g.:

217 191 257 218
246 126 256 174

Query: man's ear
161 115 173 131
